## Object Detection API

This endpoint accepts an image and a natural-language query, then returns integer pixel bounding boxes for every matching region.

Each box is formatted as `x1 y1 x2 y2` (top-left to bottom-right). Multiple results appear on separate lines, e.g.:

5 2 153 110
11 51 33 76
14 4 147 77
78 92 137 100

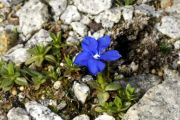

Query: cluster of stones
0 0 180 119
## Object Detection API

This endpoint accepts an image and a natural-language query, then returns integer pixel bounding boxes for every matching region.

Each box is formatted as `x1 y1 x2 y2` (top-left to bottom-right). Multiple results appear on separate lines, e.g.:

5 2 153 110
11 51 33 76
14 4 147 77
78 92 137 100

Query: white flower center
93 53 100 59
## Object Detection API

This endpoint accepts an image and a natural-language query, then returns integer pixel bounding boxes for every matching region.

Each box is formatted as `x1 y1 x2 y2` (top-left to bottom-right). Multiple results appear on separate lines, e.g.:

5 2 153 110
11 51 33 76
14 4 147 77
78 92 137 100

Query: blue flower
74 35 122 75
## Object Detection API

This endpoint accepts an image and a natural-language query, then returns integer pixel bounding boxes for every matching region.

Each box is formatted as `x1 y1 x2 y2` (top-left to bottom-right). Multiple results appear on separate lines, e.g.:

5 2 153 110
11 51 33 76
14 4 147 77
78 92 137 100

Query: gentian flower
74 35 122 75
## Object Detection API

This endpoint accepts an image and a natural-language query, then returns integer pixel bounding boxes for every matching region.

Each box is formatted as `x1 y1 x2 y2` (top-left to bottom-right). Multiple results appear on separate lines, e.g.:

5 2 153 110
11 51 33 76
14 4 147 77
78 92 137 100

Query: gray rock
53 81 62 90
48 0 67 21
143 0 152 3
71 22 88 36
80 15 91 25
57 101 67 110
82 75 93 82
72 81 90 104
135 4 160 17
73 0 112 15
123 69 180 120
25 29 51 48
123 74 161 96
16 0 49 37
60 5 81 24
156 15 180 39
0 0 23 6
122 6 134 21
91 29 106 39
7 107 31 120
95 114 115 120
165 0 180 14
94 7 121 28
73 114 90 120
66 36 80 45
174 40 180 50
3 45 30 65
25 101 63 120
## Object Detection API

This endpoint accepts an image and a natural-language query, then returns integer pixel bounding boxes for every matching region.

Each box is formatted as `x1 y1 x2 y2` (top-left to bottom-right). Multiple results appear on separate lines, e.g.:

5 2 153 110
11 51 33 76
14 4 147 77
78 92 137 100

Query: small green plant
0 62 28 91
21 68 47 90
26 44 56 67
124 0 135 6
159 42 172 54
89 74 137 119
64 55 80 71
50 32 62 62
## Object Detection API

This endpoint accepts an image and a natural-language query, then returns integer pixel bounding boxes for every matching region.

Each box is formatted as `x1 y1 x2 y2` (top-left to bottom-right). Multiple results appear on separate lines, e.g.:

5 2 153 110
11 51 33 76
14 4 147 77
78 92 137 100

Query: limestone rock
135 4 160 17
16 0 49 37
1 0 23 6
156 15 180 39
25 29 51 48
48 0 67 21
71 22 88 36
80 15 91 25
122 6 134 21
95 114 115 120
25 101 63 120
174 40 180 50
73 0 112 15
123 69 180 120
3 45 30 65
72 81 90 104
7 107 30 120
66 36 80 45
122 74 161 96
73 114 90 120
60 5 81 24
94 7 121 28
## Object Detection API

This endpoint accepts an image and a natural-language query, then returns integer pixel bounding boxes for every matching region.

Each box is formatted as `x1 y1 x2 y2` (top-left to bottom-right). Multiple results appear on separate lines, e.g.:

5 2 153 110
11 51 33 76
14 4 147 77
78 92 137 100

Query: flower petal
82 36 98 54
100 50 121 61
88 59 105 75
73 51 91 66
98 35 111 53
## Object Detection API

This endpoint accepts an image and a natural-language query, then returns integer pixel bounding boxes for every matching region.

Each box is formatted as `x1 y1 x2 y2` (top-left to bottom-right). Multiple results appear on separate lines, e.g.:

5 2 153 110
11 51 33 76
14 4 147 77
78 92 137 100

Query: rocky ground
0 0 180 120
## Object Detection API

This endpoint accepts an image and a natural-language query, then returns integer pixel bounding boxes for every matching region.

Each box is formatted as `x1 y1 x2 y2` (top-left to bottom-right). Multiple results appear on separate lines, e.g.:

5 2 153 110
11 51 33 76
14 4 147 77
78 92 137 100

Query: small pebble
53 81 62 90
57 101 67 110
11 88 17 96
49 99 57 106
19 86 24 91
177 61 180 65
151 69 156 74
82 75 93 82
18 92 25 101
130 62 139 72
41 95 45 100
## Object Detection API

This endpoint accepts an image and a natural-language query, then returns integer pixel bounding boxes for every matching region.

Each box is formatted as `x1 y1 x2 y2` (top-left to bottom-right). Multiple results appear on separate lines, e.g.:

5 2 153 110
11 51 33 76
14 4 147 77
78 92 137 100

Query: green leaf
105 82 121 91
114 96 122 108
45 55 56 63
64 55 73 66
7 62 15 75
25 56 39 65
97 92 110 104
95 107 105 112
15 77 28 86
50 32 57 41
127 84 135 93
32 77 46 85
0 79 14 87
34 56 44 67
44 46 52 55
